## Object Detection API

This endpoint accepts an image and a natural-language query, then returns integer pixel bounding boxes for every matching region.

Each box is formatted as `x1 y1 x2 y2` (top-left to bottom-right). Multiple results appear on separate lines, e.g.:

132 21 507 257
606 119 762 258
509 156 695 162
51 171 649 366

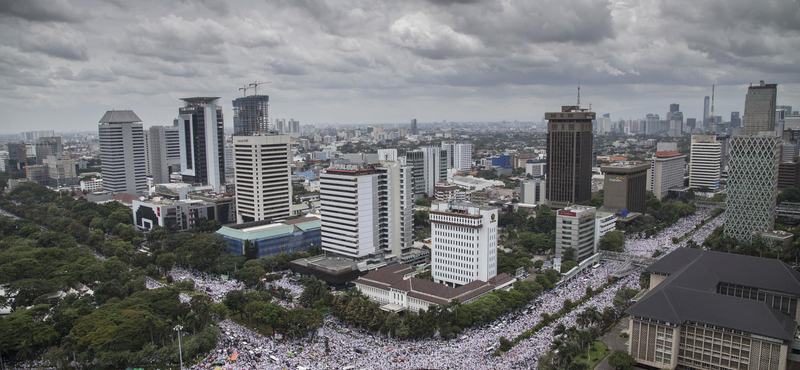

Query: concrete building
435 183 467 203
410 118 418 135
320 164 409 260
430 202 498 287
594 211 617 249
80 178 103 192
525 159 546 177
26 164 50 186
217 216 321 258
34 137 62 164
377 149 397 162
725 134 781 242
743 81 778 135
546 106 594 208
627 248 800 370
407 147 447 199
132 198 222 231
98 110 147 194
601 164 649 214
778 159 800 189
645 114 661 135
647 143 686 200
689 134 722 189
42 155 77 187
233 134 292 223
232 95 269 136
556 205 596 263
520 178 547 205
147 126 181 185
178 97 225 193
355 264 514 313
442 141 473 171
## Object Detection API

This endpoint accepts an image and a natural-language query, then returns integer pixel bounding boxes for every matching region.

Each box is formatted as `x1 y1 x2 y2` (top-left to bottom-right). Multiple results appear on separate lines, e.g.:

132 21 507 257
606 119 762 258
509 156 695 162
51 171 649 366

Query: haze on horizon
0 0 798 133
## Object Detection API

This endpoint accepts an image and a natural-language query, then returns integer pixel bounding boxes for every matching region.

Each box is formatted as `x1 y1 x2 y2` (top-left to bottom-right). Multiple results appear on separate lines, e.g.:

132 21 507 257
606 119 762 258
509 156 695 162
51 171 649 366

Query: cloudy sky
0 0 798 132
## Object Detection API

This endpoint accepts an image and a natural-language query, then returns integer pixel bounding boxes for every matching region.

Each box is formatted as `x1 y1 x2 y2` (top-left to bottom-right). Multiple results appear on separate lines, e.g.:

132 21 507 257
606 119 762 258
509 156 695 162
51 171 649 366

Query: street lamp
174 325 184 370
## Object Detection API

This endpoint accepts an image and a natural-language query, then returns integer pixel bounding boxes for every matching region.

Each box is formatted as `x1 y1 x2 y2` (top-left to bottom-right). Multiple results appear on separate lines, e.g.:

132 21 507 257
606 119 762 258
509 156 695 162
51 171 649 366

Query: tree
562 247 576 262
560 260 578 273
415 198 432 207
608 350 637 370
599 230 625 252
244 240 259 261
224 290 247 317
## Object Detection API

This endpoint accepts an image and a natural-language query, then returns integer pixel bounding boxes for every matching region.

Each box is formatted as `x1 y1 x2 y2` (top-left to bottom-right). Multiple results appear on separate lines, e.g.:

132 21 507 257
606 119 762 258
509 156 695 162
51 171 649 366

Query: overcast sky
0 0 798 133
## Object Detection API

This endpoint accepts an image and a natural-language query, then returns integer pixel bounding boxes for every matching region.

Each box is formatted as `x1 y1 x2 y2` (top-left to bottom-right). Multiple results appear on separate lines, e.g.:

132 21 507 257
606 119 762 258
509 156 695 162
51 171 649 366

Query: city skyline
1 0 799 132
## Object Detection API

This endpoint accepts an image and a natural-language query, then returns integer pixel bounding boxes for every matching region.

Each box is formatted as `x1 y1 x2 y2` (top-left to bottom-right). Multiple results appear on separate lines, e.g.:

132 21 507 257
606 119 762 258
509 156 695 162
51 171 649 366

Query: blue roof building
216 216 321 258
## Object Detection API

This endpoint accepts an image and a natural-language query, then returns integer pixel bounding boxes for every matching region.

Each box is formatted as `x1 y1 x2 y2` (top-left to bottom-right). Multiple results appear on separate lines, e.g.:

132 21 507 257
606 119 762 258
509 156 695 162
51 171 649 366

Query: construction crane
249 81 271 95
238 85 249 97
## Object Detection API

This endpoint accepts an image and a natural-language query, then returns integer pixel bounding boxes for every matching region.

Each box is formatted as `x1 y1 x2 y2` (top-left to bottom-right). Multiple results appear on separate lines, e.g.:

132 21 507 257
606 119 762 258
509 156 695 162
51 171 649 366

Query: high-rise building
520 179 547 205
556 205 596 262
34 137 62 164
289 119 300 134
98 110 147 194
647 143 686 200
685 118 696 133
441 141 473 171
546 106 594 208
398 126 408 138
725 134 780 242
689 134 721 189
148 126 181 185
233 134 292 223
703 96 711 128
601 164 649 214
6 143 27 172
406 147 447 199
645 114 660 135
430 202 497 287
320 164 410 259
177 97 225 193
743 81 778 135
275 118 286 134
410 119 418 135
232 95 269 136
43 155 78 187
730 111 741 128
668 104 680 121
778 159 800 190
404 151 426 200
20 130 55 142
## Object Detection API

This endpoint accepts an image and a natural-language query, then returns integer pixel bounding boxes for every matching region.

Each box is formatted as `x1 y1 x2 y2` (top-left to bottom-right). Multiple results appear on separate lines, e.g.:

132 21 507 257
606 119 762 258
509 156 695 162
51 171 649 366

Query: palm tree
576 311 590 328
569 361 589 370
583 306 602 326
554 323 567 337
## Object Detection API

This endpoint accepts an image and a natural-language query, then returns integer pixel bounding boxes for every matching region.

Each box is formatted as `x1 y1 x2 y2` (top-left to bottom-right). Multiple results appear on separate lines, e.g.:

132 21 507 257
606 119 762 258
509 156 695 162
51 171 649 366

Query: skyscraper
410 118 418 135
98 110 147 194
645 114 660 135
725 134 780 241
34 136 62 164
689 135 721 190
233 133 292 223
730 112 741 127
441 141 473 171
147 126 181 184
743 81 778 135
647 142 686 200
668 103 680 121
703 96 711 128
406 147 447 199
232 95 268 135
546 106 594 208
177 97 225 193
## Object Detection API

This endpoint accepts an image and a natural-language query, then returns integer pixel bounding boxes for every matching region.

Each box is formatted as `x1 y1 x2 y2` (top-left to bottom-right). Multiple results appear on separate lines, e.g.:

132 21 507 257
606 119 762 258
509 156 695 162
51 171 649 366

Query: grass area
576 341 609 369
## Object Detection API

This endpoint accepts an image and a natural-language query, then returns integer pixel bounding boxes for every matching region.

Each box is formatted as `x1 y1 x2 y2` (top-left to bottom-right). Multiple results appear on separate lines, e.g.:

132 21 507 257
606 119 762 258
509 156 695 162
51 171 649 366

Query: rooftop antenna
239 85 249 97
249 81 272 95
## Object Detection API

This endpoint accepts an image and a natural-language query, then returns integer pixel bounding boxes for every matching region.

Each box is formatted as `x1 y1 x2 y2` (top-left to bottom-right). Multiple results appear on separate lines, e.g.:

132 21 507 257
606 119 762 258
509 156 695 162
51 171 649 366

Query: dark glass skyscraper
232 95 269 135
178 97 225 193
546 106 595 208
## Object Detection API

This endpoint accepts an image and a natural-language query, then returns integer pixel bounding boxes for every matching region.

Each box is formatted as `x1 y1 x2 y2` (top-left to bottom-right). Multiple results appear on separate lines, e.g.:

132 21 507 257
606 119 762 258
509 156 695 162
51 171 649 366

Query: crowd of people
185 210 724 370
168 267 247 302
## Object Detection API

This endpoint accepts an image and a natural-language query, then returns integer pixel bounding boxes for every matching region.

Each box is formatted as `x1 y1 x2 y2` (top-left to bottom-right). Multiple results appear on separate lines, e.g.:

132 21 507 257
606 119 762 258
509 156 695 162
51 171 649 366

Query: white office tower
142 130 151 176
98 110 147 194
233 134 292 223
556 205 596 263
148 126 181 185
377 149 398 162
646 142 686 200
430 202 498 287
421 146 447 197
441 141 473 171
275 119 286 134
520 179 547 205
377 161 413 257
321 165 380 259
742 81 778 135
320 164 410 259
725 134 780 242
689 134 722 189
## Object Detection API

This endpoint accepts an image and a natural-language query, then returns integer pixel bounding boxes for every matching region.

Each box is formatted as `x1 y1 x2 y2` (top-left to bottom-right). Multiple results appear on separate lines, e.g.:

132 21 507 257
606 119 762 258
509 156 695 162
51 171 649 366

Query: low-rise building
80 178 103 192
355 264 514 313
216 216 321 258
627 248 800 370
132 198 223 231
555 205 596 262
594 211 617 248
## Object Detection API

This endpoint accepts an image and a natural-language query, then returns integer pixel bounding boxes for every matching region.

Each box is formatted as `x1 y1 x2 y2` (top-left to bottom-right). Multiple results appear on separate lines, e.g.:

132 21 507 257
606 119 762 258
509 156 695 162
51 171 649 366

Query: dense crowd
168 267 247 302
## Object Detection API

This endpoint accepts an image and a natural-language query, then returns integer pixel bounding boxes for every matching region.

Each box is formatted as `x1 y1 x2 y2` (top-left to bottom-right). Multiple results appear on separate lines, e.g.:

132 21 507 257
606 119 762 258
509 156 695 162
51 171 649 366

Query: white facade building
430 202 498 287
98 110 147 194
377 161 413 257
147 126 181 185
442 141 473 171
520 179 547 205
595 211 618 249
689 134 722 189
80 178 103 192
556 205 597 263
647 142 686 200
377 149 398 162
525 161 546 177
233 134 292 223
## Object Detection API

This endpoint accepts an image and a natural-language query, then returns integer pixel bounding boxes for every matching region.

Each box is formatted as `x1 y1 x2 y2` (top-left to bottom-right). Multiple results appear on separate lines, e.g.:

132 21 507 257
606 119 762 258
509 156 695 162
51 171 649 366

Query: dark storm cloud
18 24 89 61
0 0 85 23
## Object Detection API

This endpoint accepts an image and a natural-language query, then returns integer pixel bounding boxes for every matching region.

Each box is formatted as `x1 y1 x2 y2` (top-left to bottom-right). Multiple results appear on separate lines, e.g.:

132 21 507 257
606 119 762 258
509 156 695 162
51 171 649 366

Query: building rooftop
180 97 220 106
98 110 142 124
628 248 800 341
601 163 650 174
356 264 514 305
216 216 321 240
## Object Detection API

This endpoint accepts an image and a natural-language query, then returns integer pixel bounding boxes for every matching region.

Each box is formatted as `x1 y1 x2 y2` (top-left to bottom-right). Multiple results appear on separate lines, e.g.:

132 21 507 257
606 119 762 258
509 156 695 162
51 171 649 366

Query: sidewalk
595 316 629 370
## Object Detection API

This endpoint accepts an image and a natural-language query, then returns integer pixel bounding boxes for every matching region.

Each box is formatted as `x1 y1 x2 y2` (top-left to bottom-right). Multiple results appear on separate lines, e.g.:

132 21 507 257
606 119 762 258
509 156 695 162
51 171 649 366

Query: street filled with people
182 211 724 370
